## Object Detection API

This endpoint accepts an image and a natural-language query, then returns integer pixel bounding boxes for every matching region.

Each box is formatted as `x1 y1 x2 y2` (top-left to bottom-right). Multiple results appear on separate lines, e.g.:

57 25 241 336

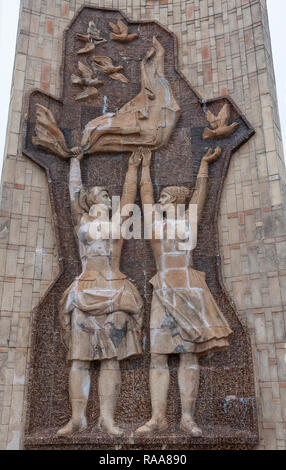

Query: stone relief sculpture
31 38 234 439
203 103 239 139
71 61 103 101
76 21 106 54
56 147 143 436
32 104 72 159
109 19 139 43
24 7 258 448
91 56 129 84
136 147 233 437
32 36 181 436
33 37 180 159
80 37 181 155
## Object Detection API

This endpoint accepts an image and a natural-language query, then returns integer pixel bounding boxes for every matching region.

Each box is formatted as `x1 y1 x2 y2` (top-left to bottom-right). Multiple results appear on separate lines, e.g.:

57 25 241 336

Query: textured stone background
0 0 286 450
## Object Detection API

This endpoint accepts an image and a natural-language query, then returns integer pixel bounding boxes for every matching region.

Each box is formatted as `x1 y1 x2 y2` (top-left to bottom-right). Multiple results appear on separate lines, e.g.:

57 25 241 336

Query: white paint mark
82 375 90 400
142 333 147 351
6 430 20 450
185 365 199 370
13 375 25 385
85 113 115 132
102 96 108 114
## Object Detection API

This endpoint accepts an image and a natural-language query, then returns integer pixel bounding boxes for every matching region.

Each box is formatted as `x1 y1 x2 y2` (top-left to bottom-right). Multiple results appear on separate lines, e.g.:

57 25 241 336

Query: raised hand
129 147 143 167
202 146 222 164
71 147 84 161
141 148 152 167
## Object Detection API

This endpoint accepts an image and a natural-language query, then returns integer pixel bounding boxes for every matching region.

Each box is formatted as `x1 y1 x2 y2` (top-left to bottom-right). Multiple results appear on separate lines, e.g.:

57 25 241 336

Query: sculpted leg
98 359 123 436
178 353 202 437
57 360 91 436
135 353 169 434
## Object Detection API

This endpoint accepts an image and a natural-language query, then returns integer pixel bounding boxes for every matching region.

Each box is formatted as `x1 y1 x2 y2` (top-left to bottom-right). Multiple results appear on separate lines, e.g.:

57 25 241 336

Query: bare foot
98 418 123 437
57 418 87 437
180 417 202 437
135 418 168 435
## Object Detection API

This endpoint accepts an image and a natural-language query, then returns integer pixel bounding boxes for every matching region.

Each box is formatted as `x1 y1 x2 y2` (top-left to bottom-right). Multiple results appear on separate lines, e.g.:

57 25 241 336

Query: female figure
57 149 143 436
136 147 233 437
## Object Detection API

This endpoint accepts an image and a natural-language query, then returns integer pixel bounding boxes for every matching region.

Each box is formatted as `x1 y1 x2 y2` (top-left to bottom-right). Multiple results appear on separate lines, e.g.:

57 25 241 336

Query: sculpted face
158 190 175 211
88 188 112 210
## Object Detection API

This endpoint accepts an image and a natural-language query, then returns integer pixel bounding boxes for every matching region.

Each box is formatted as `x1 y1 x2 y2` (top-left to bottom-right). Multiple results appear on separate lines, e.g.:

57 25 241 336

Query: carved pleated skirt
149 268 233 356
59 276 143 361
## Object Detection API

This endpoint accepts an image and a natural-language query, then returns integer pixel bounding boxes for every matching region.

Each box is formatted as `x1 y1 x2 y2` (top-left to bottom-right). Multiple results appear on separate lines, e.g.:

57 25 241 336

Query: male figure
136 147 233 437
57 148 143 436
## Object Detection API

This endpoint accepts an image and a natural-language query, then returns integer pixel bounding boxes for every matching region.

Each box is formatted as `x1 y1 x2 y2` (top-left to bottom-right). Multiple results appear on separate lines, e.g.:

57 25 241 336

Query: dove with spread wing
203 103 239 139
71 62 104 101
76 21 106 54
91 56 129 83
109 19 138 43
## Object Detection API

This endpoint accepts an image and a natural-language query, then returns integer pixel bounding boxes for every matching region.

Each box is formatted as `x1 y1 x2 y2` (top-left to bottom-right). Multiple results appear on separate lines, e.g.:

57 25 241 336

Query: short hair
162 186 190 204
79 186 108 212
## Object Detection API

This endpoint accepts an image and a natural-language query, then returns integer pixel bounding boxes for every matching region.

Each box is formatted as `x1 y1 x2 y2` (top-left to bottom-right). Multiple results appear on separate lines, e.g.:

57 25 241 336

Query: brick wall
0 0 285 450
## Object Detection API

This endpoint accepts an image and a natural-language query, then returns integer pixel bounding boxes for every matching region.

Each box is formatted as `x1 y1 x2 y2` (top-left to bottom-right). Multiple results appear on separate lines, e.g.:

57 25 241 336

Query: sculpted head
159 186 190 210
79 186 112 213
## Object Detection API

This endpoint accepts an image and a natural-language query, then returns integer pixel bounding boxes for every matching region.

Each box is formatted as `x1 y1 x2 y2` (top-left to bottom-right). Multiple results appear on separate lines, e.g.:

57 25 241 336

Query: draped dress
59 211 143 362
149 218 233 356
148 176 233 357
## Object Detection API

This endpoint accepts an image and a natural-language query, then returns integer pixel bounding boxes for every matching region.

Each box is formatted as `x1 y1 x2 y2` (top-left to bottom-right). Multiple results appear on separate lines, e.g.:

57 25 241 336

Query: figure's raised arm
140 149 154 210
68 149 85 226
112 149 142 255
191 147 221 224
120 149 142 215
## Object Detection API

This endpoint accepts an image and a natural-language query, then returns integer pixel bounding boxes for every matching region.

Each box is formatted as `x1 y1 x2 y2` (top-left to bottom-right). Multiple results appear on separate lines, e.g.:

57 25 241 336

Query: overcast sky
0 0 286 169
0 0 20 169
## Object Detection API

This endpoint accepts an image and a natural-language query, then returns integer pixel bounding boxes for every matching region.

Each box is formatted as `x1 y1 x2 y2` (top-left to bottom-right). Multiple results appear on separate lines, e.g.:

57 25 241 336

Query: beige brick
5 251 17 278
2 158 16 184
0 353 8 385
1 283 14 312
23 252 35 279
16 317 30 348
0 319 11 348
20 283 33 313
29 191 41 217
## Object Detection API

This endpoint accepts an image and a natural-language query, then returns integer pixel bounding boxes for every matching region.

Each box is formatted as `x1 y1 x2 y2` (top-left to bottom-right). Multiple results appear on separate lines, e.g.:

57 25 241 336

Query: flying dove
91 56 129 84
71 62 104 101
203 103 239 139
76 21 106 54
109 20 138 43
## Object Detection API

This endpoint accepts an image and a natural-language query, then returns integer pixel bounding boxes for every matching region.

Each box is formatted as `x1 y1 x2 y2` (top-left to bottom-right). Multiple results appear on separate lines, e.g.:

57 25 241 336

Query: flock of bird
72 20 133 100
